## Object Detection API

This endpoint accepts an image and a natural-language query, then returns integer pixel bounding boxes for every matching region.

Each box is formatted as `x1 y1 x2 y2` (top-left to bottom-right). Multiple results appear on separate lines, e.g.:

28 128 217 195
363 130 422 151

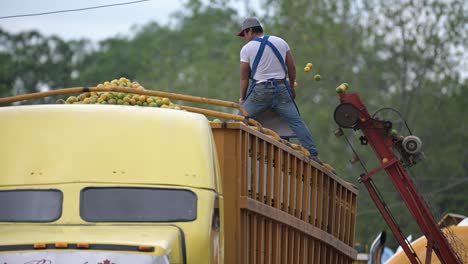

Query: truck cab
0 104 223 264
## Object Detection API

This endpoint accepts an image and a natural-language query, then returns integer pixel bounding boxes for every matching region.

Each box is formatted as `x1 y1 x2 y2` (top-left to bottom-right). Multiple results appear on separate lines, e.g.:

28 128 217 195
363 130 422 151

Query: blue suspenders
245 35 299 113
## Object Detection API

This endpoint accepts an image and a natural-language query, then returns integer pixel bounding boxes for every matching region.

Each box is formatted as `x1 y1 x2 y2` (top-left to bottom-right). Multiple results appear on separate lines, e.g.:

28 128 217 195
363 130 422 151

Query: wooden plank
281 225 288 264
239 197 358 259
288 228 295 264
339 187 347 242
271 221 281 264
241 130 248 196
323 244 328 264
302 164 311 222
310 167 318 225
328 179 337 235
256 215 264 264
322 173 330 231
289 156 297 215
308 238 314 264
334 184 342 238
344 190 351 245
251 135 258 201
258 140 265 204
332 246 337 264
349 193 357 246
212 128 243 264
240 211 246 264
299 234 306 264
271 221 279 264
293 230 301 264
315 240 321 263
264 219 271 264
316 171 324 230
267 143 274 207
295 159 304 218
243 211 249 264
321 243 327 264
241 134 251 263
282 152 290 212
249 213 256 264
272 145 280 208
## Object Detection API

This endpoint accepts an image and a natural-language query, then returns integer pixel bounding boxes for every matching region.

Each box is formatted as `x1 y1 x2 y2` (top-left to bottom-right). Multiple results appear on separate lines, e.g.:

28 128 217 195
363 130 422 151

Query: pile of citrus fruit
60 77 181 110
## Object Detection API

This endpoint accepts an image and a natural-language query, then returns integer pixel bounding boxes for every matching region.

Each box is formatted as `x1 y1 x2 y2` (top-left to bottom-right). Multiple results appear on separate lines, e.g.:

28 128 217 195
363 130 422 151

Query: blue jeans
242 83 319 156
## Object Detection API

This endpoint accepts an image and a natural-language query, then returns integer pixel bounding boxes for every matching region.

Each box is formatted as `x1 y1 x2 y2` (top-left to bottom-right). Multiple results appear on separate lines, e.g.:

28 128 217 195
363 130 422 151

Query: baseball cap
237 17 262 37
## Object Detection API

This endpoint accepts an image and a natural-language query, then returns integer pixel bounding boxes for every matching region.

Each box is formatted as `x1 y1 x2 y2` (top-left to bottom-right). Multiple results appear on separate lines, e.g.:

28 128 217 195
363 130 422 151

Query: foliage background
1 0 467 250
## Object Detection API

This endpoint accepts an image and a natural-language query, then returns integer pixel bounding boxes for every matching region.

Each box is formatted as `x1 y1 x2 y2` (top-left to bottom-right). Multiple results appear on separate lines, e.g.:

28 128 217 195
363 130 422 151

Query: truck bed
211 122 358 264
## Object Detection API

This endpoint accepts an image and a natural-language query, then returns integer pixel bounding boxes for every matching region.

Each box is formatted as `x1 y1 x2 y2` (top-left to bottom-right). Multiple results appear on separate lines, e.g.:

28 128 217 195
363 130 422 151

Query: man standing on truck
237 17 322 163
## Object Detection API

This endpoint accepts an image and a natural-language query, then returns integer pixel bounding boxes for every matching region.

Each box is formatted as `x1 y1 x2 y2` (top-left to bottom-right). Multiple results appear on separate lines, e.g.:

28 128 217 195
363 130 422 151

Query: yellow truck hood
0 225 185 263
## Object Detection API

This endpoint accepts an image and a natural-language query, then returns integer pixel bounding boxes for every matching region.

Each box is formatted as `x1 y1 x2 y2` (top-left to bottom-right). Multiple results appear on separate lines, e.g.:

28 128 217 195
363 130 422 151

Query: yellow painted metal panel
0 225 181 257
0 183 217 263
386 225 468 264
0 105 215 190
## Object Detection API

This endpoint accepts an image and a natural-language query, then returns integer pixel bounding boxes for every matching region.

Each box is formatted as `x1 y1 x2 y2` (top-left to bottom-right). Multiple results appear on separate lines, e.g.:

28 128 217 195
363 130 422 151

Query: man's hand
239 98 244 104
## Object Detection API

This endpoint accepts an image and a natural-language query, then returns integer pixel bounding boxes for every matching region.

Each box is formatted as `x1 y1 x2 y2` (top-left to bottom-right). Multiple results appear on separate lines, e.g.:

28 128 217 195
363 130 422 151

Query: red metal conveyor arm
336 91 461 264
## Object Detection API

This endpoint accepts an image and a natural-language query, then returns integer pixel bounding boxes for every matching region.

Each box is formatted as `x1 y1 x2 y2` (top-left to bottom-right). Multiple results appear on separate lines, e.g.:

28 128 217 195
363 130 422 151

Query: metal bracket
359 158 398 182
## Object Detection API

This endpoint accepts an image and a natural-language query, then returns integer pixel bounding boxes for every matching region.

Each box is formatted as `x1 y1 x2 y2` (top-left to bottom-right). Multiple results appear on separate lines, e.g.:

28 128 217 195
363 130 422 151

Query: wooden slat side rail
239 197 358 260
239 211 356 263
243 138 359 241
211 124 359 262
218 122 359 192
217 125 358 237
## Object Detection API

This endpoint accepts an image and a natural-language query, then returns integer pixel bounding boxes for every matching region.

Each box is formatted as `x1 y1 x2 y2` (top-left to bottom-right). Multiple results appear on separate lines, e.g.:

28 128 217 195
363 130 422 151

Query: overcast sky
0 0 257 41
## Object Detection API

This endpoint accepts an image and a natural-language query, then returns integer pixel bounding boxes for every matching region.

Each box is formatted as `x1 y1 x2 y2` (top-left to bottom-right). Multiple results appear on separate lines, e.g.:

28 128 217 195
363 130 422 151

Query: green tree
0 29 87 102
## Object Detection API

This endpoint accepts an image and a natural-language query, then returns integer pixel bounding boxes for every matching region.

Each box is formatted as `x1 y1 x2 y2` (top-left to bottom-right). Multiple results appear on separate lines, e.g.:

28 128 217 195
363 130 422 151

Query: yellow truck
0 87 358 263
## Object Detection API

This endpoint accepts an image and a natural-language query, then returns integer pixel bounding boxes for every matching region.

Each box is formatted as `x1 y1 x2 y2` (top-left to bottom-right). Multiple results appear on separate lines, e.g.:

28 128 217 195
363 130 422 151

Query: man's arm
239 62 250 103
285 50 296 98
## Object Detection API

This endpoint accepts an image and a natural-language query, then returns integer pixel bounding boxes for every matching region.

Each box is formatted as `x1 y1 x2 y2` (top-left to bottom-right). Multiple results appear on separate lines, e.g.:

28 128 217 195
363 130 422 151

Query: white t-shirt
240 35 290 82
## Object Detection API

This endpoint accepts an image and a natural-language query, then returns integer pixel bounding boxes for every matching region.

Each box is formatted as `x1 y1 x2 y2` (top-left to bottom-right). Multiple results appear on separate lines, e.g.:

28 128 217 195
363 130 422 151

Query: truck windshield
0 190 62 222
80 187 197 222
